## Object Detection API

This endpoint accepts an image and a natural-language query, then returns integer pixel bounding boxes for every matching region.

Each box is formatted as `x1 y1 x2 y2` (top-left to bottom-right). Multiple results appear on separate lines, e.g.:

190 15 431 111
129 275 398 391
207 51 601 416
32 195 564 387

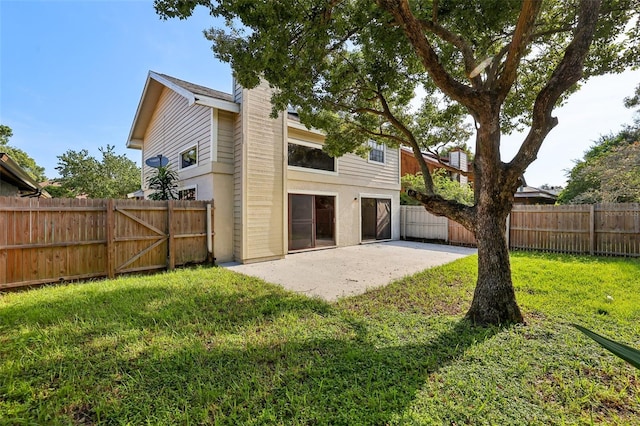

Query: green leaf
572 323 640 370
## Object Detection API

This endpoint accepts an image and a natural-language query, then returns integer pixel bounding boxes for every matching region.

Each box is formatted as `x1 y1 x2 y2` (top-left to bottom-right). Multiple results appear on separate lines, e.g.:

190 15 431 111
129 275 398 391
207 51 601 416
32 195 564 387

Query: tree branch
407 189 475 231
506 0 603 180
416 19 482 88
350 122 410 146
372 89 437 194
495 0 543 100
376 0 484 113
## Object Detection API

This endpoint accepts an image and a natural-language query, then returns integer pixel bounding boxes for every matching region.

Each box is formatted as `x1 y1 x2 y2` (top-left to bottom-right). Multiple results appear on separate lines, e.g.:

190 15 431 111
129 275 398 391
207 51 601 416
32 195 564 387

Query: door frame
358 193 393 243
287 190 339 252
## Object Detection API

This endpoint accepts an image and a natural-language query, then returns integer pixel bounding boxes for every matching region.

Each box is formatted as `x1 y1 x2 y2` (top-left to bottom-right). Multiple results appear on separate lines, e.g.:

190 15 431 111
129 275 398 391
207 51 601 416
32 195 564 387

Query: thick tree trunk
465 201 524 325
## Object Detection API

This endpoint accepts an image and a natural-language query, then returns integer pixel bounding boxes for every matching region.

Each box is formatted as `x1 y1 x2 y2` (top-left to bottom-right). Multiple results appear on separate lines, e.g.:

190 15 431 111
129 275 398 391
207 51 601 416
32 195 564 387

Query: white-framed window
178 185 197 200
287 140 337 174
180 144 198 169
368 140 385 164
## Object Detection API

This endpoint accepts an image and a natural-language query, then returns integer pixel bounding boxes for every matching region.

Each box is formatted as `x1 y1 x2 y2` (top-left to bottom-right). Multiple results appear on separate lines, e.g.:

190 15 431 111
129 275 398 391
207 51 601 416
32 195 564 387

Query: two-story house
127 72 400 264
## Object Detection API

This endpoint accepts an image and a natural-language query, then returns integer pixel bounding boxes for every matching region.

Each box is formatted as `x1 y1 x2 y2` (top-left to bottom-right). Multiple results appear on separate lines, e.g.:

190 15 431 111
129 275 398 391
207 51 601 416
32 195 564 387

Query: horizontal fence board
401 203 640 257
0 197 215 289
400 206 448 241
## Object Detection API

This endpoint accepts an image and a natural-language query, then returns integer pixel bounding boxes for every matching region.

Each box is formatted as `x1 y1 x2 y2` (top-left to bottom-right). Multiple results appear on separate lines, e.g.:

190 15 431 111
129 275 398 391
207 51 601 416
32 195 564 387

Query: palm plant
147 165 178 200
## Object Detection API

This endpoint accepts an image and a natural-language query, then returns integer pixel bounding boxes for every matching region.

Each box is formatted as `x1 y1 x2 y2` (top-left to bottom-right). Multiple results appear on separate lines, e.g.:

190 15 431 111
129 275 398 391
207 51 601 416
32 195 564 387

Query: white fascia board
127 138 143 150
149 71 197 105
195 96 240 113
126 72 154 149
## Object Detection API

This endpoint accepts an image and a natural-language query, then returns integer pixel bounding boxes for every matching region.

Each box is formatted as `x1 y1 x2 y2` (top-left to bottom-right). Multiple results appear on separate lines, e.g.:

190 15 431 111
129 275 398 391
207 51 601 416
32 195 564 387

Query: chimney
449 148 468 185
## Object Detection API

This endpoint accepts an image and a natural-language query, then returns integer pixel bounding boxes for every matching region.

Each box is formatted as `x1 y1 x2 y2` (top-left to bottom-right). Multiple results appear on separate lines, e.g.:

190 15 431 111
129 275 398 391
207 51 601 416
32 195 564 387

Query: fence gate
110 201 170 276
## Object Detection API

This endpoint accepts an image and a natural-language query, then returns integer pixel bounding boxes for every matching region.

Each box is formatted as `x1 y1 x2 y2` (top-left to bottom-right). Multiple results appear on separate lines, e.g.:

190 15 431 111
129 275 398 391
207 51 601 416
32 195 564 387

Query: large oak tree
155 0 639 325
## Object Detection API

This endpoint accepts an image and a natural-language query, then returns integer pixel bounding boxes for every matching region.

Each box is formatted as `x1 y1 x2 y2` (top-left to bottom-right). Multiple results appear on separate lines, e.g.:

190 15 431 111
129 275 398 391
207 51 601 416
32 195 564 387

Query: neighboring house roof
127 71 240 149
0 152 50 198
514 185 558 204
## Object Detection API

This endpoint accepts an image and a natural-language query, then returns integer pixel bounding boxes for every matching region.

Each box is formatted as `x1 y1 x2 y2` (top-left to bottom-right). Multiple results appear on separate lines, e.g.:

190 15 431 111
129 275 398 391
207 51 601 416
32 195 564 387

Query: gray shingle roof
157 73 234 102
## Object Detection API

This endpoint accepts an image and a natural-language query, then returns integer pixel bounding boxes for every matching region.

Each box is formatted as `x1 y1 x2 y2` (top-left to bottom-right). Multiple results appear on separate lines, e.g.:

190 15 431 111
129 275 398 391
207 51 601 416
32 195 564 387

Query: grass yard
1 252 639 425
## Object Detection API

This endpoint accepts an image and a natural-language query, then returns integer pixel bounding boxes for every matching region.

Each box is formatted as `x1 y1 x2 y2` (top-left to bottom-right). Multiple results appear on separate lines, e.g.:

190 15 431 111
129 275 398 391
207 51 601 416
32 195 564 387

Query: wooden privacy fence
400 203 640 257
0 197 215 290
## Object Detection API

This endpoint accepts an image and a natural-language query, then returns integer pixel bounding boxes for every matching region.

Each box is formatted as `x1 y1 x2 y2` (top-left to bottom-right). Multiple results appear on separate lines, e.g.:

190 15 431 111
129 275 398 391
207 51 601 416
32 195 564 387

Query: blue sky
1 0 231 179
1 0 639 186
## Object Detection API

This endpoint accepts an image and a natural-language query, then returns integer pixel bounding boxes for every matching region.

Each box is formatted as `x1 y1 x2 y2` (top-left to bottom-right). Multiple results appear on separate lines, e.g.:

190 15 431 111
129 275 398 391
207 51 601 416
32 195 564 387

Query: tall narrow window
180 145 197 169
368 140 385 164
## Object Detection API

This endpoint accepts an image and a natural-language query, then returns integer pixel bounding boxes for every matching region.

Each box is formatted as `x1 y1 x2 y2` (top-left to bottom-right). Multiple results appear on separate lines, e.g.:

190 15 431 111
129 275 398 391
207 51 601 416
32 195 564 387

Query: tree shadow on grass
1 270 503 424
108 317 500 424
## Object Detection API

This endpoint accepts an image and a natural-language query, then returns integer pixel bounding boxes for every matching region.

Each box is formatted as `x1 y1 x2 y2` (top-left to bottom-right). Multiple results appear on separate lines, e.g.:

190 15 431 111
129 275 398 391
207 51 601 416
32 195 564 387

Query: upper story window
288 142 335 172
180 145 197 169
368 140 385 164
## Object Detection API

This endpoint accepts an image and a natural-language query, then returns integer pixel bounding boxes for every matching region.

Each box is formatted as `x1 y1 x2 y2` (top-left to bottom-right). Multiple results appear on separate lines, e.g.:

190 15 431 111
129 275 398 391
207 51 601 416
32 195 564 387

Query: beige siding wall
286 124 401 249
231 85 401 263
233 84 244 261
234 81 285 263
287 124 400 192
142 87 211 189
338 149 400 190
217 110 235 165
212 173 234 263
141 86 237 262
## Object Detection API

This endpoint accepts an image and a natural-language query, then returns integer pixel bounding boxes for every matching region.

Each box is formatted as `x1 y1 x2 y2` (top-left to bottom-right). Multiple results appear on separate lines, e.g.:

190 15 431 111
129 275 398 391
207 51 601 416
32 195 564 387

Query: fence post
506 213 511 249
401 206 406 240
207 202 215 264
589 204 595 255
167 200 175 270
106 199 115 279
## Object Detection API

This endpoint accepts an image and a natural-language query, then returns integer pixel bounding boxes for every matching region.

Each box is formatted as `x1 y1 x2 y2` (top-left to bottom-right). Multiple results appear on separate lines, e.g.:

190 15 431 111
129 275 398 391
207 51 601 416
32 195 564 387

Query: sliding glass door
288 194 335 251
361 197 391 241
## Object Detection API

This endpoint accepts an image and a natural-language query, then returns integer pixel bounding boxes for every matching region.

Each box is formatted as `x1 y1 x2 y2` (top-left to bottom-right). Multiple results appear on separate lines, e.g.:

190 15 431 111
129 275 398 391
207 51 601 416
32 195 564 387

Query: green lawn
1 252 639 425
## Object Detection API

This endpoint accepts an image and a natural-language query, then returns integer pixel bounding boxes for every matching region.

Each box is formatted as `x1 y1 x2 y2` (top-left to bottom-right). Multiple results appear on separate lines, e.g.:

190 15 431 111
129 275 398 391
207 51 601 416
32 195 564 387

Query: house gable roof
127 71 239 149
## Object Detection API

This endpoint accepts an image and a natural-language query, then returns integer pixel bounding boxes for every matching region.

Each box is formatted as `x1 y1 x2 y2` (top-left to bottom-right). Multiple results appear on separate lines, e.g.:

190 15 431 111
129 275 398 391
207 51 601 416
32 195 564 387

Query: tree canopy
558 124 640 204
402 170 474 206
155 0 639 325
54 145 140 199
0 124 47 182
624 83 640 113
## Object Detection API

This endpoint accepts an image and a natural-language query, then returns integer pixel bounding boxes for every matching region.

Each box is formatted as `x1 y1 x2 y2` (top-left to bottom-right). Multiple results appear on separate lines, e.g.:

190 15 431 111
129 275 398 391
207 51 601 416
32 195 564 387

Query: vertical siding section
242 81 285 261
217 110 235 165
233 84 244 261
142 88 211 188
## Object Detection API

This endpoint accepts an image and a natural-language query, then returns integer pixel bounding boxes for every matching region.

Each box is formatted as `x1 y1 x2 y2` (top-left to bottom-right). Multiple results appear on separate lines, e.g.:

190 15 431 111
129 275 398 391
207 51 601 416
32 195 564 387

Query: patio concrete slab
221 241 476 301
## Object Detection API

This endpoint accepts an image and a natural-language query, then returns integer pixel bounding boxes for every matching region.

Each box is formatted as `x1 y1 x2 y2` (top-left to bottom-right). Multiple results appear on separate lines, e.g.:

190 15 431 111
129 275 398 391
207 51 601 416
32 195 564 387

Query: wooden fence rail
0 197 215 290
401 203 640 257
